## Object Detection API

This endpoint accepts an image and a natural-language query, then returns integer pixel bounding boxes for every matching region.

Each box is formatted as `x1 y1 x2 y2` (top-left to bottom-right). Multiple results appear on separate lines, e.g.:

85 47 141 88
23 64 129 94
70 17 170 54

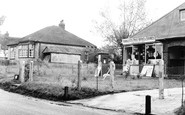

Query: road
0 89 127 115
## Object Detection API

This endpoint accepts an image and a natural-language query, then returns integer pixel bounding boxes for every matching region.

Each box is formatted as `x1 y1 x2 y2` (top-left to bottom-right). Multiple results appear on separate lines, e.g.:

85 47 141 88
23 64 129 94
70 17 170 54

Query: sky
0 0 184 48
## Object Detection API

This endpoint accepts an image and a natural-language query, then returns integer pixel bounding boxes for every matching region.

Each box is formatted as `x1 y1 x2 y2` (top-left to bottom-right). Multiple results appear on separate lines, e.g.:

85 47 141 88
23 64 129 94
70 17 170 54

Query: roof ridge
15 25 96 47
131 1 185 38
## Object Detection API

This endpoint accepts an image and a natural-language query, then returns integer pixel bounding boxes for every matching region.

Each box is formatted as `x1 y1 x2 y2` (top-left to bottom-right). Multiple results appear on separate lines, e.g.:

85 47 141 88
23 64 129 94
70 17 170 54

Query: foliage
100 44 122 64
93 0 152 58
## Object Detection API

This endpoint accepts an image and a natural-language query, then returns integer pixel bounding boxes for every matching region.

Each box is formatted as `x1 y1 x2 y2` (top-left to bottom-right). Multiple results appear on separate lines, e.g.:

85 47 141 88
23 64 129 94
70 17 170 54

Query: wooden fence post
77 61 81 90
29 61 33 82
159 60 164 99
19 61 25 83
182 77 184 107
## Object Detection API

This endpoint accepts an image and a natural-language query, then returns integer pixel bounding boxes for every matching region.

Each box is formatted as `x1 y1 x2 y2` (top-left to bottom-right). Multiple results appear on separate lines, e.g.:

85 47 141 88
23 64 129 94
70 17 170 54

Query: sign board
122 36 156 45
51 53 80 64
140 65 154 77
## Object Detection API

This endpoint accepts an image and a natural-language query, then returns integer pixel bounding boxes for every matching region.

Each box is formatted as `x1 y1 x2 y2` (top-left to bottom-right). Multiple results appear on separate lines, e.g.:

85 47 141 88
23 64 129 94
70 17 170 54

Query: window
10 47 16 59
29 44 34 57
180 9 185 21
18 44 34 58
84 51 88 62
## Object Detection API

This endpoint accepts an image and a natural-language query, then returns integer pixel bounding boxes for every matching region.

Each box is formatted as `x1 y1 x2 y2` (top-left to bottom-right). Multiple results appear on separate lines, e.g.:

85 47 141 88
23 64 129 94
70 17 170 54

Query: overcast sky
0 0 184 48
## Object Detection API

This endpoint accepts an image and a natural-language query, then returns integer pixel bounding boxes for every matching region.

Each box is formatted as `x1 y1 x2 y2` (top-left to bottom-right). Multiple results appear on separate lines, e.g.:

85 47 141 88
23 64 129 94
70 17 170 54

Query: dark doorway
168 46 185 75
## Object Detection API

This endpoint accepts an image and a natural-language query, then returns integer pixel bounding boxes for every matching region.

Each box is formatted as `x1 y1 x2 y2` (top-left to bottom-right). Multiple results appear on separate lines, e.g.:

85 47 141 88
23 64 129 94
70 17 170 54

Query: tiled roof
14 26 96 48
130 2 185 40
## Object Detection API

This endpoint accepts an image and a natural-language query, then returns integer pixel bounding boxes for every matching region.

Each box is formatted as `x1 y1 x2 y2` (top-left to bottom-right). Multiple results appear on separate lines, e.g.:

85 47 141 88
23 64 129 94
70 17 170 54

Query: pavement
0 89 124 115
69 88 185 115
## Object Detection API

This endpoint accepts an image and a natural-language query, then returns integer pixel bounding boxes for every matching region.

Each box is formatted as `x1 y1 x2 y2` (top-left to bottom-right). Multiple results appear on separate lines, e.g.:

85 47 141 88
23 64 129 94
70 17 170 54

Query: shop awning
122 36 156 45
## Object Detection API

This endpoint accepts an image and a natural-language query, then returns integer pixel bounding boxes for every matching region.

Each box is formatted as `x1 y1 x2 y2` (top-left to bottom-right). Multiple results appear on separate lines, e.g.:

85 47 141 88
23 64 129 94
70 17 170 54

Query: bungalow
7 20 97 64
122 2 185 78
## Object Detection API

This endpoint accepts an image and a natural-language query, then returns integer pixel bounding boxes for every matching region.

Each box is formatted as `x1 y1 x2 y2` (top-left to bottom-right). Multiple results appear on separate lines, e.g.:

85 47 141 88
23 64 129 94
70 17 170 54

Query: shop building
122 2 185 77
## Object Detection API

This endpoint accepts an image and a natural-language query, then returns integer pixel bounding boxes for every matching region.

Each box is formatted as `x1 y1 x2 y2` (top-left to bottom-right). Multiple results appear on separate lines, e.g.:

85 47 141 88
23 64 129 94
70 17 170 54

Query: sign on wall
51 53 80 64
122 36 156 45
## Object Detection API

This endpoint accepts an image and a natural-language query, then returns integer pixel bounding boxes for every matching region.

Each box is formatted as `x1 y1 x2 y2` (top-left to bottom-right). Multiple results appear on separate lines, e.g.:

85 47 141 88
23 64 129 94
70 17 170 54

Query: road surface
0 89 127 115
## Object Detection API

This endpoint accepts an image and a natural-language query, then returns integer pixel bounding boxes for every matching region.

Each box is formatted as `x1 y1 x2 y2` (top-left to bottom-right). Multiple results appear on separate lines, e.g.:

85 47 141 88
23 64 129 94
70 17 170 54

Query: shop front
121 2 185 78
122 37 163 77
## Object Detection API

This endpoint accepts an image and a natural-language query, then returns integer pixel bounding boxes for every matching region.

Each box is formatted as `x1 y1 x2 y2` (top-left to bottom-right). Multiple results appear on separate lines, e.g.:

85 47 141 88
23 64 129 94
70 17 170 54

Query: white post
29 61 33 82
159 60 164 99
145 44 147 64
77 60 81 90
19 61 25 83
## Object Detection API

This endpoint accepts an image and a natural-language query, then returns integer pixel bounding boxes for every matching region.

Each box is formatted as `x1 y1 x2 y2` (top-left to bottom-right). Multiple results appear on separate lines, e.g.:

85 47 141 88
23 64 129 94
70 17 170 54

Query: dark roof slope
18 26 96 47
131 2 185 40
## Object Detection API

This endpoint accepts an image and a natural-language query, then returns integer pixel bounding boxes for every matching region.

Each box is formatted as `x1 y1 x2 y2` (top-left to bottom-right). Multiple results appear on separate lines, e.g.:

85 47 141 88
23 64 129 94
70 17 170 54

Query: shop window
146 44 162 64
125 47 132 60
180 9 185 21
133 46 139 60
155 44 162 59
132 45 145 64
146 45 155 60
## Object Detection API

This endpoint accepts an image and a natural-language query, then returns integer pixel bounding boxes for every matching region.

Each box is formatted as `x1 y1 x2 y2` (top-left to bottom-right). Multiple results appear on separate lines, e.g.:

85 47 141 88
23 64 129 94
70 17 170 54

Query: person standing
94 60 102 77
109 58 115 90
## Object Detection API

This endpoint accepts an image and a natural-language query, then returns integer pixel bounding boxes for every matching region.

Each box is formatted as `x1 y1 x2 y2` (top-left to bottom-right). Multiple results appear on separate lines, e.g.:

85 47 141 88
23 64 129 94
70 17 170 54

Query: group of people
94 57 115 90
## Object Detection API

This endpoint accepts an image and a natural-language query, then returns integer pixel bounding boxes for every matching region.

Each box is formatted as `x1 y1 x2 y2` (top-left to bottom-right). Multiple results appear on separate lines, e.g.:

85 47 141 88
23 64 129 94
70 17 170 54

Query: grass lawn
0 75 184 102
82 75 185 92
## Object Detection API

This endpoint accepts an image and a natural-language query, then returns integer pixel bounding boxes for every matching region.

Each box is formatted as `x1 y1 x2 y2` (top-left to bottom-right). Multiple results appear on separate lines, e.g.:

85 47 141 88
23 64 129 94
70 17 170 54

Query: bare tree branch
92 0 152 60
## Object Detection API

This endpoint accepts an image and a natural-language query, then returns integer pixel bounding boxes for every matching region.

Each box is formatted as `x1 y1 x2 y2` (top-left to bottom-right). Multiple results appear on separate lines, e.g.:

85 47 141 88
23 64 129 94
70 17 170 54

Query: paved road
0 89 127 115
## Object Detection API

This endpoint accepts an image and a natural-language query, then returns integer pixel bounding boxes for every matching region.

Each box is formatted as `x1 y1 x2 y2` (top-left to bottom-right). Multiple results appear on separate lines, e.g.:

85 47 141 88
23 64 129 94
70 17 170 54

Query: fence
2 60 185 114
1 60 185 91
32 61 96 84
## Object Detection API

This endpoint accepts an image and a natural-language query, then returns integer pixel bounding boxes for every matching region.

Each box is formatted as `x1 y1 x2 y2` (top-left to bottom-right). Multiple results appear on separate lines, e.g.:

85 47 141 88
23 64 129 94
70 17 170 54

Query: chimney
59 20 65 29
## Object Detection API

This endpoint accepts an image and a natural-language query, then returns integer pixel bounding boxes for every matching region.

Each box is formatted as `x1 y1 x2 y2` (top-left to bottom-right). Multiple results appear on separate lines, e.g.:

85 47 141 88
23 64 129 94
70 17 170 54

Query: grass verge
0 78 115 101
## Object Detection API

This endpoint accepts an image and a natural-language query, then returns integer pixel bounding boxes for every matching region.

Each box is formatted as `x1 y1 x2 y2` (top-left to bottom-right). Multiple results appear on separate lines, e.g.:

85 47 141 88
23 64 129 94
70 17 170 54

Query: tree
0 16 5 26
93 0 151 61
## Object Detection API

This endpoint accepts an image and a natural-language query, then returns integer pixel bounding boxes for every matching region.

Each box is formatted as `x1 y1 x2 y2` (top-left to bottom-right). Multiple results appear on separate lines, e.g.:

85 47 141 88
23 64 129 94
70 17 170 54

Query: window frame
180 9 185 21
18 43 35 58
